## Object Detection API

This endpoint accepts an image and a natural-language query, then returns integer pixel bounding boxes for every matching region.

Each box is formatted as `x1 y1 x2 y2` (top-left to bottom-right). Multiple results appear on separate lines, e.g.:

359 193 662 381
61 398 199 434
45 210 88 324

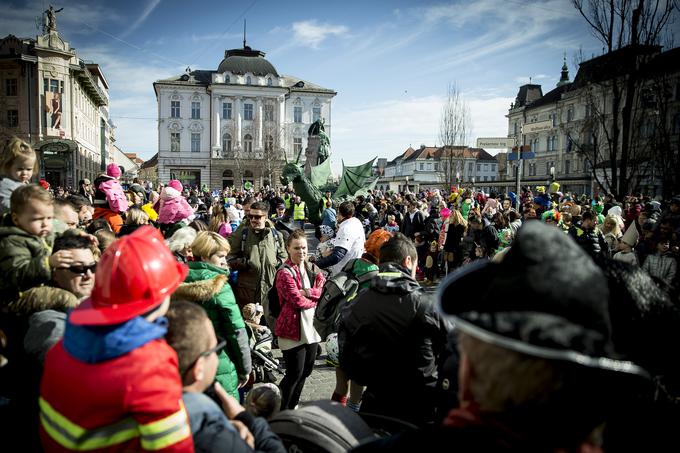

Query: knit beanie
106 163 121 178
168 180 182 192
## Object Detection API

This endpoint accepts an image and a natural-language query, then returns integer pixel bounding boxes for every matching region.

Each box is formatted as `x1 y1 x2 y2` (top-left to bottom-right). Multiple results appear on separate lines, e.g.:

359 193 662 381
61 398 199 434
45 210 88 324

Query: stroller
247 323 284 384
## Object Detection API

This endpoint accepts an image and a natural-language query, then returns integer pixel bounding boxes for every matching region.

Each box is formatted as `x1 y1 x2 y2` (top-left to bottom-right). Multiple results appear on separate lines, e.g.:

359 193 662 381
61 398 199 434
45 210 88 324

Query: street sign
522 120 553 134
476 137 515 148
508 152 535 161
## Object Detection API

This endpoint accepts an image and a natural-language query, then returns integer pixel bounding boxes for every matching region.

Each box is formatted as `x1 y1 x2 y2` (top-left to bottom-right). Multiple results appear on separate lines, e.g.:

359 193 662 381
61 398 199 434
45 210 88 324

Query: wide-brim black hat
437 221 648 378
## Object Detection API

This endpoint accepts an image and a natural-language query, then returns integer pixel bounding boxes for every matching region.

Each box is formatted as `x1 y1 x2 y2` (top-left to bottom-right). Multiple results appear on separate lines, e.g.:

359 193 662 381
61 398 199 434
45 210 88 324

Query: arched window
222 169 234 177
267 77 272 86
225 75 230 83
244 170 254 178
222 133 232 153
244 134 253 152
246 76 251 85
265 135 274 152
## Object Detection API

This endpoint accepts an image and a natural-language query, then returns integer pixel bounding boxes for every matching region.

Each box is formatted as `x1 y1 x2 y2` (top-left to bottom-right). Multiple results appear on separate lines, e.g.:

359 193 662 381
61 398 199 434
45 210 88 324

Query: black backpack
313 259 378 339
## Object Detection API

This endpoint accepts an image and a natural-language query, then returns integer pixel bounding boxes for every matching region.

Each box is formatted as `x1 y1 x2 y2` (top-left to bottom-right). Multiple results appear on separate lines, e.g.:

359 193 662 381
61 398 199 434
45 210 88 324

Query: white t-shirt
329 216 365 275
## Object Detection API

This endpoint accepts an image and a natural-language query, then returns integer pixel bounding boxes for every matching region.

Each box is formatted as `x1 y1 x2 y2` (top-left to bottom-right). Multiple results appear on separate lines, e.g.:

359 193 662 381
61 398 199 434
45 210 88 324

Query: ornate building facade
153 44 336 189
0 20 112 188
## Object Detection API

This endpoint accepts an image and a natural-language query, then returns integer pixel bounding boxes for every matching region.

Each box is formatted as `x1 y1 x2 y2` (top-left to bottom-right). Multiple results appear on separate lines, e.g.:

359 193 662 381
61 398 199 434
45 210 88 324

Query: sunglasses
182 337 227 377
248 214 265 220
63 263 97 276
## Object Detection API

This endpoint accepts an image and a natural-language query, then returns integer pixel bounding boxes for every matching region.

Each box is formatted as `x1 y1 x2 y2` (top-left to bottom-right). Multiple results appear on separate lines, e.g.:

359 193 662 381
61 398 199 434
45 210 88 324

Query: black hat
128 184 147 202
437 221 648 378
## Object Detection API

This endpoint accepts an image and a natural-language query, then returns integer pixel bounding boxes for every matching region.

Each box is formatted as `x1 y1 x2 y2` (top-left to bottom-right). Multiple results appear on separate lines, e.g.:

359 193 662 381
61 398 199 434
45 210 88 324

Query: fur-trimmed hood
8 285 80 316
172 274 228 303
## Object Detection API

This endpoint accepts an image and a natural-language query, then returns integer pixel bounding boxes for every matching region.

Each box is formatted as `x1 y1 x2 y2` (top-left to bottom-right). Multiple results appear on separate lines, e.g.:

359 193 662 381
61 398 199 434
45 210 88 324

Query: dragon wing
334 157 377 200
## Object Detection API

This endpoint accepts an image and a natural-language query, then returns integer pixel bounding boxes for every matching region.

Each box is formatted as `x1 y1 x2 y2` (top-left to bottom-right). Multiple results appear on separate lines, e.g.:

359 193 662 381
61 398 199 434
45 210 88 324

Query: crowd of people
0 134 679 452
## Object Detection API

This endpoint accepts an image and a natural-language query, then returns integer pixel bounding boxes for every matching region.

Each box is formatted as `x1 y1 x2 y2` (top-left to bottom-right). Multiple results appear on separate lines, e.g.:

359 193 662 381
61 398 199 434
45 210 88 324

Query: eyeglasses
248 214 265 220
182 337 226 377
63 263 97 276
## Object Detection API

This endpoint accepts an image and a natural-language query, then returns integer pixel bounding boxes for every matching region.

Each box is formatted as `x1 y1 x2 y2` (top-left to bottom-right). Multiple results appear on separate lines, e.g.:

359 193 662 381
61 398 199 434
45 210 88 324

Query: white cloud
291 20 349 49
513 74 550 84
329 94 512 173
121 0 162 38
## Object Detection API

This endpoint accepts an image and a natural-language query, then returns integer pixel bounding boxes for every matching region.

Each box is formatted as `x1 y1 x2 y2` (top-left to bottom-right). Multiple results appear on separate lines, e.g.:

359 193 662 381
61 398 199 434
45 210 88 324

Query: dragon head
280 163 303 186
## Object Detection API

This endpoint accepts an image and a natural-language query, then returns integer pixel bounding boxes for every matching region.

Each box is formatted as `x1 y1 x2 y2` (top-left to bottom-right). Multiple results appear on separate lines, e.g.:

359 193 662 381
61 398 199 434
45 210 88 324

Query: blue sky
3 0 607 172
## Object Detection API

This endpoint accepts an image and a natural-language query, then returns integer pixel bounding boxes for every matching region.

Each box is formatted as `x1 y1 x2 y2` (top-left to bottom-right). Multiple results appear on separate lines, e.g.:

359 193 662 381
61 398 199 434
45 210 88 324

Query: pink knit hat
167 180 182 192
106 163 121 178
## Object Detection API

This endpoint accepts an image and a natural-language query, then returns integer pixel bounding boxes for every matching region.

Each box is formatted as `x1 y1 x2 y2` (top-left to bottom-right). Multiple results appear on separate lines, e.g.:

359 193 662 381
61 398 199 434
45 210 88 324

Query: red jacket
40 339 194 452
274 260 325 341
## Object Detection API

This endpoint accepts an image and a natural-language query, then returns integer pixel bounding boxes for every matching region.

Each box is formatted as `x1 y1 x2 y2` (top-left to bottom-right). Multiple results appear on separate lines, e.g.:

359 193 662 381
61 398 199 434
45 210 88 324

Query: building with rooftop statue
153 41 336 189
0 15 112 188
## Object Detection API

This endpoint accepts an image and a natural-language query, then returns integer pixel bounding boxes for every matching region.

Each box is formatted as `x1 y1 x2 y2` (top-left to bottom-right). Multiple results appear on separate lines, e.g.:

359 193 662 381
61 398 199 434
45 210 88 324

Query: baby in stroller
242 303 284 384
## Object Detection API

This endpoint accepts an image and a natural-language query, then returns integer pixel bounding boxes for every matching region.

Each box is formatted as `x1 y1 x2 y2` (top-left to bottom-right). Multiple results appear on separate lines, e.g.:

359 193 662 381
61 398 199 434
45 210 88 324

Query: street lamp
548 166 555 186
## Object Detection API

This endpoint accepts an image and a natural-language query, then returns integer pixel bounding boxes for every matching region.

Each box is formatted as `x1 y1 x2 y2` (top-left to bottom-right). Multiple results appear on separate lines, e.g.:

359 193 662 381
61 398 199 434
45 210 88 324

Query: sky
3 0 609 173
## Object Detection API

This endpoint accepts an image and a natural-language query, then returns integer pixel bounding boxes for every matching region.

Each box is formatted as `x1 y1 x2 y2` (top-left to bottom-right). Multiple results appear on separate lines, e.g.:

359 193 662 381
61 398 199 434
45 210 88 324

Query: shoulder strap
241 227 249 253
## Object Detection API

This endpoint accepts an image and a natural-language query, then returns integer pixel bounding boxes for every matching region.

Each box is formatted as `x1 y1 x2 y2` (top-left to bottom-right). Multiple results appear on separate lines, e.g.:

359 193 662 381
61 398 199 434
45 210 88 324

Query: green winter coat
172 262 251 399
0 215 54 304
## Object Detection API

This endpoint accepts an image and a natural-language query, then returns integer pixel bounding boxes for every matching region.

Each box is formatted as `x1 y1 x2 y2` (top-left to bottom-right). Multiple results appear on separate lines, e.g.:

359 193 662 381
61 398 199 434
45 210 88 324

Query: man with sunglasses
166 300 286 453
229 201 287 320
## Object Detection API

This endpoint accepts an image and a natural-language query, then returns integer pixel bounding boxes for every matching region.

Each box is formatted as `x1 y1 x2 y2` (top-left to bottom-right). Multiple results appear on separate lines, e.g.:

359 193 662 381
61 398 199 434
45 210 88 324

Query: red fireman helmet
69 226 188 326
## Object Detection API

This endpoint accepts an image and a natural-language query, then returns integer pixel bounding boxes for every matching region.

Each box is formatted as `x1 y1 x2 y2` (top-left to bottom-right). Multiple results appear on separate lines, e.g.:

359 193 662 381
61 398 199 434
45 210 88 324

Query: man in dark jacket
166 300 286 453
401 202 425 239
338 233 451 426
572 210 609 260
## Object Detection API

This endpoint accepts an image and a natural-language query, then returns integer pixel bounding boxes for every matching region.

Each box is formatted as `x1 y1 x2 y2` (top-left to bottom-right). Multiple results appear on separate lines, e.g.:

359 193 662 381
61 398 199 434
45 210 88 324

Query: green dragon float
280 120 379 225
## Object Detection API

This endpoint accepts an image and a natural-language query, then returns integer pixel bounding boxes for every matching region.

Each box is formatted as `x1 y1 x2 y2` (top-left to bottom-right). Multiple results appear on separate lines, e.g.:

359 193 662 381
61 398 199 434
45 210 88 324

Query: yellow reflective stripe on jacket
378 272 402 278
138 403 191 451
39 397 138 450
293 202 306 220
39 397 190 451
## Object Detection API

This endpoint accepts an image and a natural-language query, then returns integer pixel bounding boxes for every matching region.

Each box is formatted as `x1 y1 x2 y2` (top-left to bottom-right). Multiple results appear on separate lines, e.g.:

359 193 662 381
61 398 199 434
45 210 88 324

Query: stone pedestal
304 136 320 178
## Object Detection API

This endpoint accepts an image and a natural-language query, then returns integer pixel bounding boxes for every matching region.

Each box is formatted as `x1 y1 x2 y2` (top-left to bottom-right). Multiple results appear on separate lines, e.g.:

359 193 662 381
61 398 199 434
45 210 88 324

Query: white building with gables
153 43 336 189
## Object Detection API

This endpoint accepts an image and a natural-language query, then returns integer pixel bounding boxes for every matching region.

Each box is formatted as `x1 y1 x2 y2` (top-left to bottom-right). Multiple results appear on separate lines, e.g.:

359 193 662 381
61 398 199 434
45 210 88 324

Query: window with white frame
170 132 180 152
312 107 321 122
191 101 200 119
264 104 274 121
567 107 574 122
191 133 201 152
267 77 273 86
468 162 473 173
244 134 253 152
222 133 232 152
222 102 232 120
483 164 489 171
294 106 302 123
491 164 496 171
476 163 481 172
244 103 253 121
171 101 180 118
246 76 251 85
293 137 302 155
419 163 425 171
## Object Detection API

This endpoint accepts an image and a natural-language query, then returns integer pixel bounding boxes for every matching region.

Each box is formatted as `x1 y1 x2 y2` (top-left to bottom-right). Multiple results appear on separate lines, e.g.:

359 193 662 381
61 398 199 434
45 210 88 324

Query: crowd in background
1 134 679 452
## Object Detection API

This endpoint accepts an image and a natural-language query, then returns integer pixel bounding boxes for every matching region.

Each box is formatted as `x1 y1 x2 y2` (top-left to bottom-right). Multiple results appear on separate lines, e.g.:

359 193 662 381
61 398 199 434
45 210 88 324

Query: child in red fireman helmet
39 226 194 452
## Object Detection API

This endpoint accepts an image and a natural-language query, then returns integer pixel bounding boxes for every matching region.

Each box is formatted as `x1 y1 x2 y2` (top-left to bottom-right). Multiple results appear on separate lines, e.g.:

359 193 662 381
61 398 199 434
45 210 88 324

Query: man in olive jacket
228 201 287 327
338 233 451 426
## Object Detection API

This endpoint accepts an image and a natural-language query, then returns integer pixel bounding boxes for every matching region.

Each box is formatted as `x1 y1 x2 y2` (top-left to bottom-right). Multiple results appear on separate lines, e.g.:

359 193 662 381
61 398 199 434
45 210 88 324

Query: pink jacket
274 260 326 341
157 187 194 224
98 179 128 213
